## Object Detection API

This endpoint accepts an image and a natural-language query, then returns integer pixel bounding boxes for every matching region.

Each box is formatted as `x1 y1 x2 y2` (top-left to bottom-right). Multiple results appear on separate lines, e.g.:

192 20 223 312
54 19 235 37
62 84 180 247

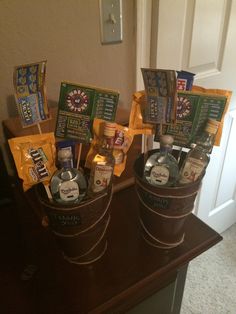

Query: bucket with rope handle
37 184 113 265
134 150 203 249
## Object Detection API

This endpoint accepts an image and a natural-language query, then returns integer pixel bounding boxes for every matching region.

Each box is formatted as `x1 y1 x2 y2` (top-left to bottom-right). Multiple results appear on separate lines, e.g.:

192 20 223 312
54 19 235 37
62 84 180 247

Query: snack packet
177 70 195 91
85 119 134 177
56 139 78 168
128 91 154 135
8 133 57 191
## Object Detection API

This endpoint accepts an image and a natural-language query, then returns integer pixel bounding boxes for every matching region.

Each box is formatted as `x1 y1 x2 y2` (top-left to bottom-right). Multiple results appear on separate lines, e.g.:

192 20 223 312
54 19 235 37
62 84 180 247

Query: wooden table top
20 185 222 314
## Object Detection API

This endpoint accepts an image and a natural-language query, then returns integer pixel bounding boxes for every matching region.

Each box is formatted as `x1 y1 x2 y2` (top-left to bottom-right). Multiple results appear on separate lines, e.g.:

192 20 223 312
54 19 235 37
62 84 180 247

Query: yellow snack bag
8 132 57 191
85 119 134 177
128 91 154 135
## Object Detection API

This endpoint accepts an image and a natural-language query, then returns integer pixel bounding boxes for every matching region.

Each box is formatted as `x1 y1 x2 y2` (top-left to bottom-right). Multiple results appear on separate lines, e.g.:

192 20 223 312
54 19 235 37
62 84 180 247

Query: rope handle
135 179 199 199
63 241 108 266
63 215 111 264
139 217 185 247
52 186 113 238
135 185 192 219
142 233 181 249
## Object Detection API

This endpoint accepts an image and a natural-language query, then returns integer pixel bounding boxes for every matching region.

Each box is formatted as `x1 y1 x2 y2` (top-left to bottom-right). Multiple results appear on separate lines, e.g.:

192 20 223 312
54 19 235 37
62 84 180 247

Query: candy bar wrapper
56 140 78 168
177 70 195 91
13 60 50 127
8 133 57 191
85 119 134 177
128 91 154 135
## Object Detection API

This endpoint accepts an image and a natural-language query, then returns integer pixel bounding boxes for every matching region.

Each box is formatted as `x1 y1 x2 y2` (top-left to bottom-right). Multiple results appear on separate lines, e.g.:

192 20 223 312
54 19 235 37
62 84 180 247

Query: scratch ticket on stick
13 60 49 127
154 86 231 147
141 68 177 124
55 82 119 143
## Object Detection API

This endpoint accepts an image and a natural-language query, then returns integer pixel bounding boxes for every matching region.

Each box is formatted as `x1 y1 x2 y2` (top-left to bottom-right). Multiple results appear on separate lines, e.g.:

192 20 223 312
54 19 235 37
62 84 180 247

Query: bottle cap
160 135 174 146
58 149 72 161
104 122 116 137
205 119 220 135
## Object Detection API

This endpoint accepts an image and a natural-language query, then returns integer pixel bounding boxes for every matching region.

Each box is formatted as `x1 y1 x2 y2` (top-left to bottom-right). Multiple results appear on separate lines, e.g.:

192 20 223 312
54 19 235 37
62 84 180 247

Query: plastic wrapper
128 91 154 135
85 119 134 177
177 70 195 91
56 140 78 168
8 133 57 191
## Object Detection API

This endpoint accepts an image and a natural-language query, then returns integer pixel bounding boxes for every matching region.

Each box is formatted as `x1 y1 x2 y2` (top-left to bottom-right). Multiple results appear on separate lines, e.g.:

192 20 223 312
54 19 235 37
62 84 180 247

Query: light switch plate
99 0 123 44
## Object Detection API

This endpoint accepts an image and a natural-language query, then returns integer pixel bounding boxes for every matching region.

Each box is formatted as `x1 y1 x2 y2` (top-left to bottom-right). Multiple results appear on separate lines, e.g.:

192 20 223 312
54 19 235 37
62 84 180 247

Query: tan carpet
181 223 236 314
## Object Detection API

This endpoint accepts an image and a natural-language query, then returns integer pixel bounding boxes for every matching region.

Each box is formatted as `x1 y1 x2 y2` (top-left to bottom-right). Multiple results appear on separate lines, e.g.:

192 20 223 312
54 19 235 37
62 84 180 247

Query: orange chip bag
85 119 134 177
8 132 57 191
128 91 154 135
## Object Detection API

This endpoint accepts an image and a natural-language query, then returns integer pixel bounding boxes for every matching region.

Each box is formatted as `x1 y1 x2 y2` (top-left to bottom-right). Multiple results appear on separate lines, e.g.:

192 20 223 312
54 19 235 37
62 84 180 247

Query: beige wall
0 0 136 150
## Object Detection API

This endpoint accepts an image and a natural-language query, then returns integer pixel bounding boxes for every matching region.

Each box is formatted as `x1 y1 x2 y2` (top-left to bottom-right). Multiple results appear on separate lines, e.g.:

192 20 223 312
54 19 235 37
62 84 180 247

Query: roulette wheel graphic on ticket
66 89 89 113
177 96 191 119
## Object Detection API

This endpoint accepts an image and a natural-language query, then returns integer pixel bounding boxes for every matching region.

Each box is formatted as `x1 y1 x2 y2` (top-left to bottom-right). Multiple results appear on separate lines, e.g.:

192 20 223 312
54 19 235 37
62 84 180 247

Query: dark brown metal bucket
37 185 112 265
134 150 202 249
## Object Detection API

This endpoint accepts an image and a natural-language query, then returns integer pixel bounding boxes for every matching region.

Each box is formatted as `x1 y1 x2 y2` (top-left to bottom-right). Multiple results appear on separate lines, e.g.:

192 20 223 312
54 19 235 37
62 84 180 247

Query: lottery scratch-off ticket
13 60 49 127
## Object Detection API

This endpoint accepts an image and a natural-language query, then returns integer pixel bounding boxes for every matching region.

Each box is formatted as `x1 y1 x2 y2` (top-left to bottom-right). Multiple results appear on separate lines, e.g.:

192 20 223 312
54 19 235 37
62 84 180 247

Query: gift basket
8 61 231 263
131 69 231 249
9 61 134 264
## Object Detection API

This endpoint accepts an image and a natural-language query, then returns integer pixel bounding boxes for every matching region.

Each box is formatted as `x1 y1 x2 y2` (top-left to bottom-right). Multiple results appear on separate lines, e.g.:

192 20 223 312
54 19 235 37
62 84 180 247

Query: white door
136 0 236 233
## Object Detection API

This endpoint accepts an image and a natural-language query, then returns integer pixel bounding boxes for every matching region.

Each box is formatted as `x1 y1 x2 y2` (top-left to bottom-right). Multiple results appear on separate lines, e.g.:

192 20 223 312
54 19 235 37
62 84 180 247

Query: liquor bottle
179 119 220 184
88 122 116 195
144 135 179 187
113 129 125 165
50 149 87 204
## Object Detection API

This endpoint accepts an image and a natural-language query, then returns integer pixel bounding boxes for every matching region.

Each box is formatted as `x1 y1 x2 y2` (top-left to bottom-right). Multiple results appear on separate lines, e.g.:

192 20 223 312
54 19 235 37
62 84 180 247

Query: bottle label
150 165 169 185
179 157 206 184
59 181 79 201
93 165 113 192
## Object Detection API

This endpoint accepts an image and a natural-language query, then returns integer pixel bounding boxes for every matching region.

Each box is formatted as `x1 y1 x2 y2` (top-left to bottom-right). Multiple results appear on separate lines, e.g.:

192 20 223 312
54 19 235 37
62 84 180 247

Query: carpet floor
181 222 236 314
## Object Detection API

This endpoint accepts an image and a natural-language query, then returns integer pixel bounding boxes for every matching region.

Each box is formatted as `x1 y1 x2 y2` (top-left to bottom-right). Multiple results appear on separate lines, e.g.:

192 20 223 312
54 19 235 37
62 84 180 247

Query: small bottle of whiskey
88 122 116 195
179 119 220 184
144 135 179 187
50 149 87 204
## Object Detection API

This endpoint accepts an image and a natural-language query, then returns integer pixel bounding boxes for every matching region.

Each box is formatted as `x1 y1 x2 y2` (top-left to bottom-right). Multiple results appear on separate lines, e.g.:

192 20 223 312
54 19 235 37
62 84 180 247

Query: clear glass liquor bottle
179 119 220 184
50 149 87 204
144 135 179 187
88 122 116 196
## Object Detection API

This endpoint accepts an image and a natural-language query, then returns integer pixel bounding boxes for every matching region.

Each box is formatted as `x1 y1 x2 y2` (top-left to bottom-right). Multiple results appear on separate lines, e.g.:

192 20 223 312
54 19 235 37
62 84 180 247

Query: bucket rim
36 183 112 211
